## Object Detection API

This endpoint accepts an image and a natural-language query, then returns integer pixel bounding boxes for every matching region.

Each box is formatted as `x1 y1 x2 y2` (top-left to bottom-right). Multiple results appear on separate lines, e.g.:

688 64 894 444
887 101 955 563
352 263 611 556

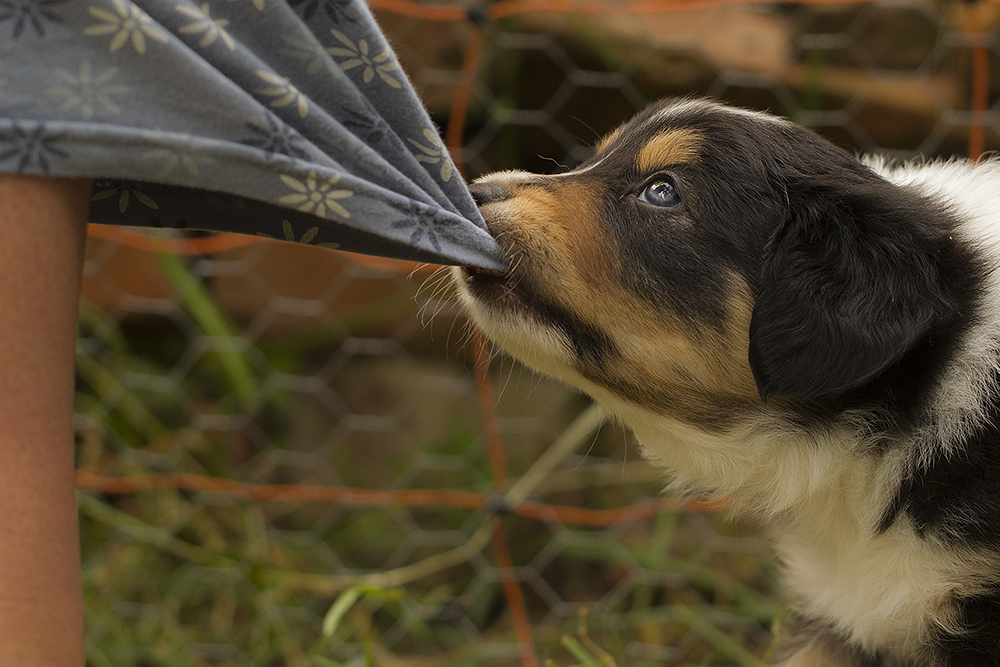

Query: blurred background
76 1 1000 665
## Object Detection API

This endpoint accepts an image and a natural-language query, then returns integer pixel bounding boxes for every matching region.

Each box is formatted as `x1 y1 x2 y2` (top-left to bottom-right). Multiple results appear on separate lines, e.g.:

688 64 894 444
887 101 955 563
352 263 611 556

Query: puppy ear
748 173 958 401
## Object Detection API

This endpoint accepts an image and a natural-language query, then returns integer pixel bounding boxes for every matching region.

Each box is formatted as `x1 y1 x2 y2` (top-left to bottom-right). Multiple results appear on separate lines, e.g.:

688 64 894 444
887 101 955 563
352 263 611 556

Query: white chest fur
616 400 985 659
775 510 974 656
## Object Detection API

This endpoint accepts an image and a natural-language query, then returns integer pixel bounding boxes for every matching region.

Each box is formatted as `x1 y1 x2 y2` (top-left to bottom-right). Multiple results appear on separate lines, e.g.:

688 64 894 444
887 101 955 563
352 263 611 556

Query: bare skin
0 175 90 666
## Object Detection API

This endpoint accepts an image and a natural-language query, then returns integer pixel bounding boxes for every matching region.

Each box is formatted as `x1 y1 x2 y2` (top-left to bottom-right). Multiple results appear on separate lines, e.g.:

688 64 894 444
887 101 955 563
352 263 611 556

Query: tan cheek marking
484 176 759 423
708 274 757 398
508 183 672 348
501 181 616 297
635 128 701 174
599 273 760 421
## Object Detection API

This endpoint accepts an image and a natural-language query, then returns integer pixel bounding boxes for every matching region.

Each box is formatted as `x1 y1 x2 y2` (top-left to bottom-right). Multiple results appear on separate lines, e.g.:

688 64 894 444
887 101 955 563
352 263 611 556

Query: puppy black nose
469 181 510 207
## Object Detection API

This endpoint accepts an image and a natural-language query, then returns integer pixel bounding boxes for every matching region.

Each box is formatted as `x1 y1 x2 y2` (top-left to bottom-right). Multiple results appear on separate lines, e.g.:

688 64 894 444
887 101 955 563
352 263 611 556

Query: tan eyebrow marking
635 128 701 174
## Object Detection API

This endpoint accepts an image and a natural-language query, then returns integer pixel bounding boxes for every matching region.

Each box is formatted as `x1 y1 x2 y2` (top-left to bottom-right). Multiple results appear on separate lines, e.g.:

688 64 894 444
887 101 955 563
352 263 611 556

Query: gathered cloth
0 0 505 270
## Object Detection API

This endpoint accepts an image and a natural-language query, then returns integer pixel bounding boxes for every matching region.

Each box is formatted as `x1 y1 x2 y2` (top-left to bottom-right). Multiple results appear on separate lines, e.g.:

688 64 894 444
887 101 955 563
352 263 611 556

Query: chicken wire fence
74 1 999 665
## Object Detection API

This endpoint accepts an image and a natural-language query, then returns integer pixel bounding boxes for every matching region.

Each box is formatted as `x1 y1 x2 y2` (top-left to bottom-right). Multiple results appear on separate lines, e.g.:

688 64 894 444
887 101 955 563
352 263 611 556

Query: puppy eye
639 177 681 207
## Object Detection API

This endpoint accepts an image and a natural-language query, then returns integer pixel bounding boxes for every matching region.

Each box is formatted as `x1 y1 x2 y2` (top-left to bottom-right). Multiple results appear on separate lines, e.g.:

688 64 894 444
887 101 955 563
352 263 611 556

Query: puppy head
455 99 966 427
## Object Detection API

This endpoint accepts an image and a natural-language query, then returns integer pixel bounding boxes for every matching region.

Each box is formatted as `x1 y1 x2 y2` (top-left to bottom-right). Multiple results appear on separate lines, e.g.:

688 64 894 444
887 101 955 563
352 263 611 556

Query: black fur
594 102 985 413
938 589 1000 666
750 175 966 401
881 373 1000 547
461 98 1000 666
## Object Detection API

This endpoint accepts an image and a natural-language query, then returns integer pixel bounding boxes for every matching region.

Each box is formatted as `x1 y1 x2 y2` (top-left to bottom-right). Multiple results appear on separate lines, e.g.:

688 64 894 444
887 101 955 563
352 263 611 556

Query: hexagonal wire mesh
74 1 999 665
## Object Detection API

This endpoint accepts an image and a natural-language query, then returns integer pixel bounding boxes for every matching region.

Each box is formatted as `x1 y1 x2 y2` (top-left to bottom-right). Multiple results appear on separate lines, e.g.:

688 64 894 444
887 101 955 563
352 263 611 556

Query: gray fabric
0 0 505 270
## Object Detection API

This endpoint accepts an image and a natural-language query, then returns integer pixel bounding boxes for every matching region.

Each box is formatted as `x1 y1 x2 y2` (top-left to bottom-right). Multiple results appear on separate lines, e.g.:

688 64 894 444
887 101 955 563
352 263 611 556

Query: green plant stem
671 605 766 667
78 493 237 569
75 349 166 442
157 253 258 407
266 404 607 595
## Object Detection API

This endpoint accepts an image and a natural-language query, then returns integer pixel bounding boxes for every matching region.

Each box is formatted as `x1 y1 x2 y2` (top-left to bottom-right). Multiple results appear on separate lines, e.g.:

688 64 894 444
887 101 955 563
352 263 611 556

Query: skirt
0 0 505 270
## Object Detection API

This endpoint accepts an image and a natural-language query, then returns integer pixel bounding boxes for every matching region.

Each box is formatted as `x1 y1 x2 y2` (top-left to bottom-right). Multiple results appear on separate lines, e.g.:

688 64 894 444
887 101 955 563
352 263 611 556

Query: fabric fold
0 0 505 270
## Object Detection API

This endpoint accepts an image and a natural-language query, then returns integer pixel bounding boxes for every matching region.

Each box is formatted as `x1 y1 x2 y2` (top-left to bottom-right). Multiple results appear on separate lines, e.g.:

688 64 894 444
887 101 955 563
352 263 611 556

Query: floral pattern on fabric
0 0 504 270
85 0 169 54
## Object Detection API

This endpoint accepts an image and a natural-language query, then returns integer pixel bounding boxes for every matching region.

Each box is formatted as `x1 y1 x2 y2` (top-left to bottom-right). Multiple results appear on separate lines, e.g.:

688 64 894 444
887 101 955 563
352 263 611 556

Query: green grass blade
157 253 259 407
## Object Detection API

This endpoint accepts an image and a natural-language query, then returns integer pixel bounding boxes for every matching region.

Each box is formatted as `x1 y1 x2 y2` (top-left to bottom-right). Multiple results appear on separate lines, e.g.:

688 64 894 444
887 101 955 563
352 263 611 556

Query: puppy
453 98 1000 666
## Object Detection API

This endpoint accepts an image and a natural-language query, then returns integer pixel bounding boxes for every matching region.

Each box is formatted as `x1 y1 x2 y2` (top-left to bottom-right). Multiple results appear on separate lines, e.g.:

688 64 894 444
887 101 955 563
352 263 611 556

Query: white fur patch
652 98 790 128
458 113 1000 662
869 157 1000 462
